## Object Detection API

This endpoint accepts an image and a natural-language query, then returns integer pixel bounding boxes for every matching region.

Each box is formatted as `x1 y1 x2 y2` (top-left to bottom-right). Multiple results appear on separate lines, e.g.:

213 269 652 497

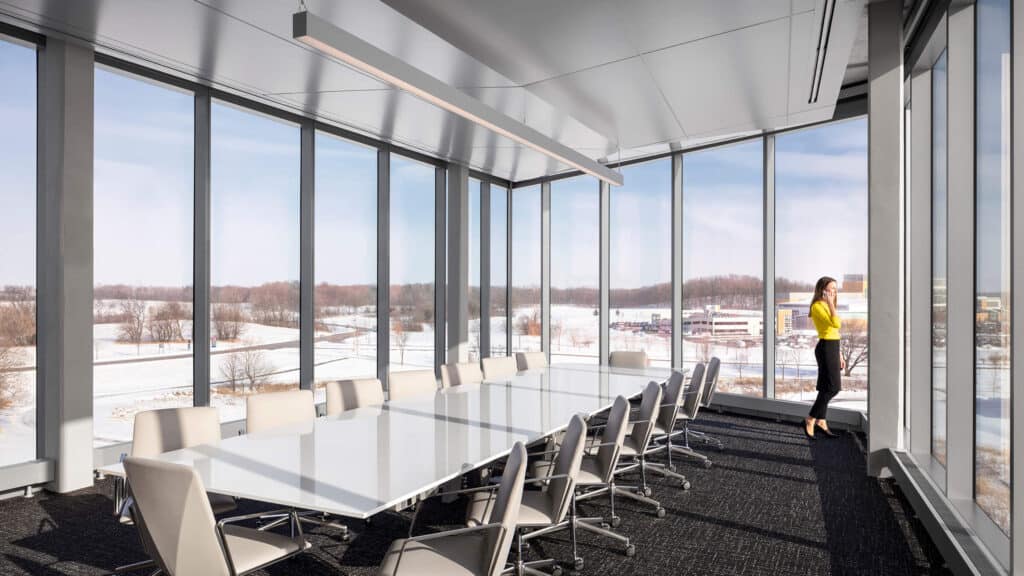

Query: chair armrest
407 523 502 544
409 484 500 536
217 509 297 527
217 509 305 574
524 473 572 486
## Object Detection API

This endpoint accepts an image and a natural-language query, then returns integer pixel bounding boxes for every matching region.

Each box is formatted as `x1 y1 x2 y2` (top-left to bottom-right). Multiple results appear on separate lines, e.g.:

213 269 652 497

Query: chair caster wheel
574 558 584 570
552 567 564 576
667 464 677 472
641 487 652 497
703 460 713 469
601 522 611 530
656 507 666 518
611 516 621 528
681 480 691 490
625 544 636 558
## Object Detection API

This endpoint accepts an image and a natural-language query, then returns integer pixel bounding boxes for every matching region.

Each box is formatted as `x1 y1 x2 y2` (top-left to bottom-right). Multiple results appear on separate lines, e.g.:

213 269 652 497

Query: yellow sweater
810 300 841 340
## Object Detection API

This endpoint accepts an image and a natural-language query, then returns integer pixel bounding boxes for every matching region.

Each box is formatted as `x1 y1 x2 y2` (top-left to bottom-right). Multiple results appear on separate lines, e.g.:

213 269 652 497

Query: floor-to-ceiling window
511 185 542 352
609 159 672 367
210 102 300 423
775 118 869 412
389 155 435 372
0 37 36 465
93 67 194 445
974 0 1011 534
683 142 764 391
490 185 509 357
550 177 599 364
932 50 948 468
469 178 482 361
313 132 377 401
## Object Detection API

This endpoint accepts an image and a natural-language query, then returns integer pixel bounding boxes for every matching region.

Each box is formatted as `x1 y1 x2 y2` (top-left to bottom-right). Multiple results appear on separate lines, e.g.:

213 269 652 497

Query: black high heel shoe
816 423 839 437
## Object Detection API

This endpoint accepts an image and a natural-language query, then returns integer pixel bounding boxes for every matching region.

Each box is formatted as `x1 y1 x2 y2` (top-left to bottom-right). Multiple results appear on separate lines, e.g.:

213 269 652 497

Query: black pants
809 339 841 420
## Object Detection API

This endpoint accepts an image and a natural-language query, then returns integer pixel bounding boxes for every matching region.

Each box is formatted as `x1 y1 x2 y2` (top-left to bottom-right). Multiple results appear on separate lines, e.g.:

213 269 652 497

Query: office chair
440 361 485 388
325 377 385 416
637 370 691 489
608 350 649 369
388 369 439 401
666 362 713 468
515 351 548 371
379 443 528 576
123 457 308 576
481 356 519 380
606 380 666 516
687 356 725 449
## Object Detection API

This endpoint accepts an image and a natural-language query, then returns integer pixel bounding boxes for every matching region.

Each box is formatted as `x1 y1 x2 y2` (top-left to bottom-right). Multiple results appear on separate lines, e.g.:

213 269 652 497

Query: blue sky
0 39 35 287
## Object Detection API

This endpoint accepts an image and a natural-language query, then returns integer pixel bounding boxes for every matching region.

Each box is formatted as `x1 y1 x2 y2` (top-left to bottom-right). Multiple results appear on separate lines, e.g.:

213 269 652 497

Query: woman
805 276 845 438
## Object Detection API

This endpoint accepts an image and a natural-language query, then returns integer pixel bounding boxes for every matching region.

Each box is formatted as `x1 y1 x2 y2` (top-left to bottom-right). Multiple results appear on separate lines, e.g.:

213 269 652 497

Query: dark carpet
0 412 950 575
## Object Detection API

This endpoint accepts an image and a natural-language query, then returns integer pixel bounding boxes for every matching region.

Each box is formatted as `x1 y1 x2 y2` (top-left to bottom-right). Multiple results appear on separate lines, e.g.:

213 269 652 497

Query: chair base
260 511 351 542
687 428 724 449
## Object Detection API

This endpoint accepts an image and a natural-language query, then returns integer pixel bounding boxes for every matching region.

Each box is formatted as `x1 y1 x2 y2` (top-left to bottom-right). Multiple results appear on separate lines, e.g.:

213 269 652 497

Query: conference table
98 363 674 521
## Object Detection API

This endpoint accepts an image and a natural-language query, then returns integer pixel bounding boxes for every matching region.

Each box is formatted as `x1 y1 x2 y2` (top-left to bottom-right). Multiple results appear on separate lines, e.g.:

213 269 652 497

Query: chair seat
467 490 554 528
619 436 645 457
221 524 308 574
626 421 670 439
379 530 489 576
532 457 604 486
209 493 238 516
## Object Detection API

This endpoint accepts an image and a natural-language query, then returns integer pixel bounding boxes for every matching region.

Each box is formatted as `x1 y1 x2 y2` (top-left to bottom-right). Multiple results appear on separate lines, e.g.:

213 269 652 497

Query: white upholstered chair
124 457 308 576
245 389 315 434
480 356 518 380
325 377 385 416
388 369 438 401
608 350 649 369
440 362 485 388
515 351 547 371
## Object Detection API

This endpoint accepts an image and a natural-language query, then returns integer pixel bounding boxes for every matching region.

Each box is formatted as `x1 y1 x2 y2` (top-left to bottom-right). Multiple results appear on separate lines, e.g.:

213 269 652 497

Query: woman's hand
840 356 846 371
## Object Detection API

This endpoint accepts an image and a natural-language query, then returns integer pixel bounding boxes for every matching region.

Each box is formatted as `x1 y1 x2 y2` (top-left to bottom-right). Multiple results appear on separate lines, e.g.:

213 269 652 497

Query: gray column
447 164 469 364
480 181 491 358
671 155 683 369
434 166 447 373
908 70 932 457
377 148 390 389
193 88 211 407
36 38 95 493
506 187 513 356
541 182 552 361
763 135 776 398
600 180 611 365
866 0 906 476
1012 1 1024 571
943 3 974 498
299 121 315 390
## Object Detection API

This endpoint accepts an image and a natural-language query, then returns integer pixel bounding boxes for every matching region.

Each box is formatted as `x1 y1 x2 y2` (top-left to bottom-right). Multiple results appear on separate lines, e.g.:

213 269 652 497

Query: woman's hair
810 276 838 313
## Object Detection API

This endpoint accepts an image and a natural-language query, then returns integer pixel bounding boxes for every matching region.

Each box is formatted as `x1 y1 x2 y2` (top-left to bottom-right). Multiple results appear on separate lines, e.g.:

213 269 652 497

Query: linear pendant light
293 11 623 186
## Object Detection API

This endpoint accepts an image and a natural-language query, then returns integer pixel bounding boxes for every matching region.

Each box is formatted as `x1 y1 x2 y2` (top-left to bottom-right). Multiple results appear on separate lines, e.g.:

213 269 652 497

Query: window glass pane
683 142 764 392
775 118 869 411
512 186 542 352
390 156 435 371
93 67 193 445
550 177 599 364
469 178 481 361
974 0 1010 534
314 133 377 401
610 159 672 368
210 102 300 423
0 38 36 465
490 186 509 356
932 50 948 467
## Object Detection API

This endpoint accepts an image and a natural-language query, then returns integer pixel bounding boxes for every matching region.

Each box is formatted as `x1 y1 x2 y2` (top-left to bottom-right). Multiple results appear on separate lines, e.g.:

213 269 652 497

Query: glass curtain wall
469 178 482 361
511 185 542 352
683 142 764 392
550 177 600 364
774 118 869 412
0 37 36 465
490 185 509 356
389 155 436 372
93 67 194 445
210 102 300 423
609 159 672 367
974 0 1011 534
932 50 948 467
313 132 377 401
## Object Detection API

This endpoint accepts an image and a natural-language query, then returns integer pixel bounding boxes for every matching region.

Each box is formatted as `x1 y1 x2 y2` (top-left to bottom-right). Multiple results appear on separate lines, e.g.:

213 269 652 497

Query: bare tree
0 346 25 410
392 319 409 365
213 303 246 342
219 350 243 393
840 319 869 377
118 295 147 354
241 347 268 391
147 301 187 343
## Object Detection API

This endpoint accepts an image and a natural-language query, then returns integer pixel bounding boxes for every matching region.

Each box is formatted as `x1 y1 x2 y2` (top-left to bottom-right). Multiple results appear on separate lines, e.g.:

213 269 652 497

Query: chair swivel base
670 444 713 468
260 511 351 541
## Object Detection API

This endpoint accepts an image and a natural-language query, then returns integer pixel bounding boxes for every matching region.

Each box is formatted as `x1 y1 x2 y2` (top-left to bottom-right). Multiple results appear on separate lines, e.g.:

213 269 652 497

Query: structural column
866 0 906 475
1011 1 1024 571
762 137 776 398
447 164 469 364
599 180 611 365
37 38 95 493
541 182 552 361
671 156 683 369
377 148 390 389
299 120 315 391
480 181 491 358
193 87 211 407
434 166 447 373
908 69 932 457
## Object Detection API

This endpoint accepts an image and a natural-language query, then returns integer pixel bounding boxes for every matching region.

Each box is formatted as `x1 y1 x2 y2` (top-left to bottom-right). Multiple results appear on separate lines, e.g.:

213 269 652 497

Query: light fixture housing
293 11 623 186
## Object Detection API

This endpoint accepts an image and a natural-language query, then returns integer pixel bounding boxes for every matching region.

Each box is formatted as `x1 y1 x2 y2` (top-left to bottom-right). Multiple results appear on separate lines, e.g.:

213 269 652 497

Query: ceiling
0 0 867 184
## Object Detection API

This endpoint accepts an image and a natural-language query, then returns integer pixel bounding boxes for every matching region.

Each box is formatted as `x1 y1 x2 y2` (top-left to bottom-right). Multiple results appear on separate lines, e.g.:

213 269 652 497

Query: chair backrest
657 371 686 432
124 457 230 576
131 407 221 458
680 363 707 419
628 381 664 453
440 362 484 388
546 414 587 524
325 377 384 416
608 350 649 369
388 369 438 401
481 356 518 380
515 351 547 371
246 389 315 434
701 357 721 407
594 396 630 482
485 442 528 576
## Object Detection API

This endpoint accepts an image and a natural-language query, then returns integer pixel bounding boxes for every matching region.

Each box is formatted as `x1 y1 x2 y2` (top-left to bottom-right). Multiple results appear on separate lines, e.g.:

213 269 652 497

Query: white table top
98 364 674 519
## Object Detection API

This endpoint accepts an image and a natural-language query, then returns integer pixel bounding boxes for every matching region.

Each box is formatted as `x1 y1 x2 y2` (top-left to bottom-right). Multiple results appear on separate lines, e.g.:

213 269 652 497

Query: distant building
777 308 792 335
843 273 867 294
